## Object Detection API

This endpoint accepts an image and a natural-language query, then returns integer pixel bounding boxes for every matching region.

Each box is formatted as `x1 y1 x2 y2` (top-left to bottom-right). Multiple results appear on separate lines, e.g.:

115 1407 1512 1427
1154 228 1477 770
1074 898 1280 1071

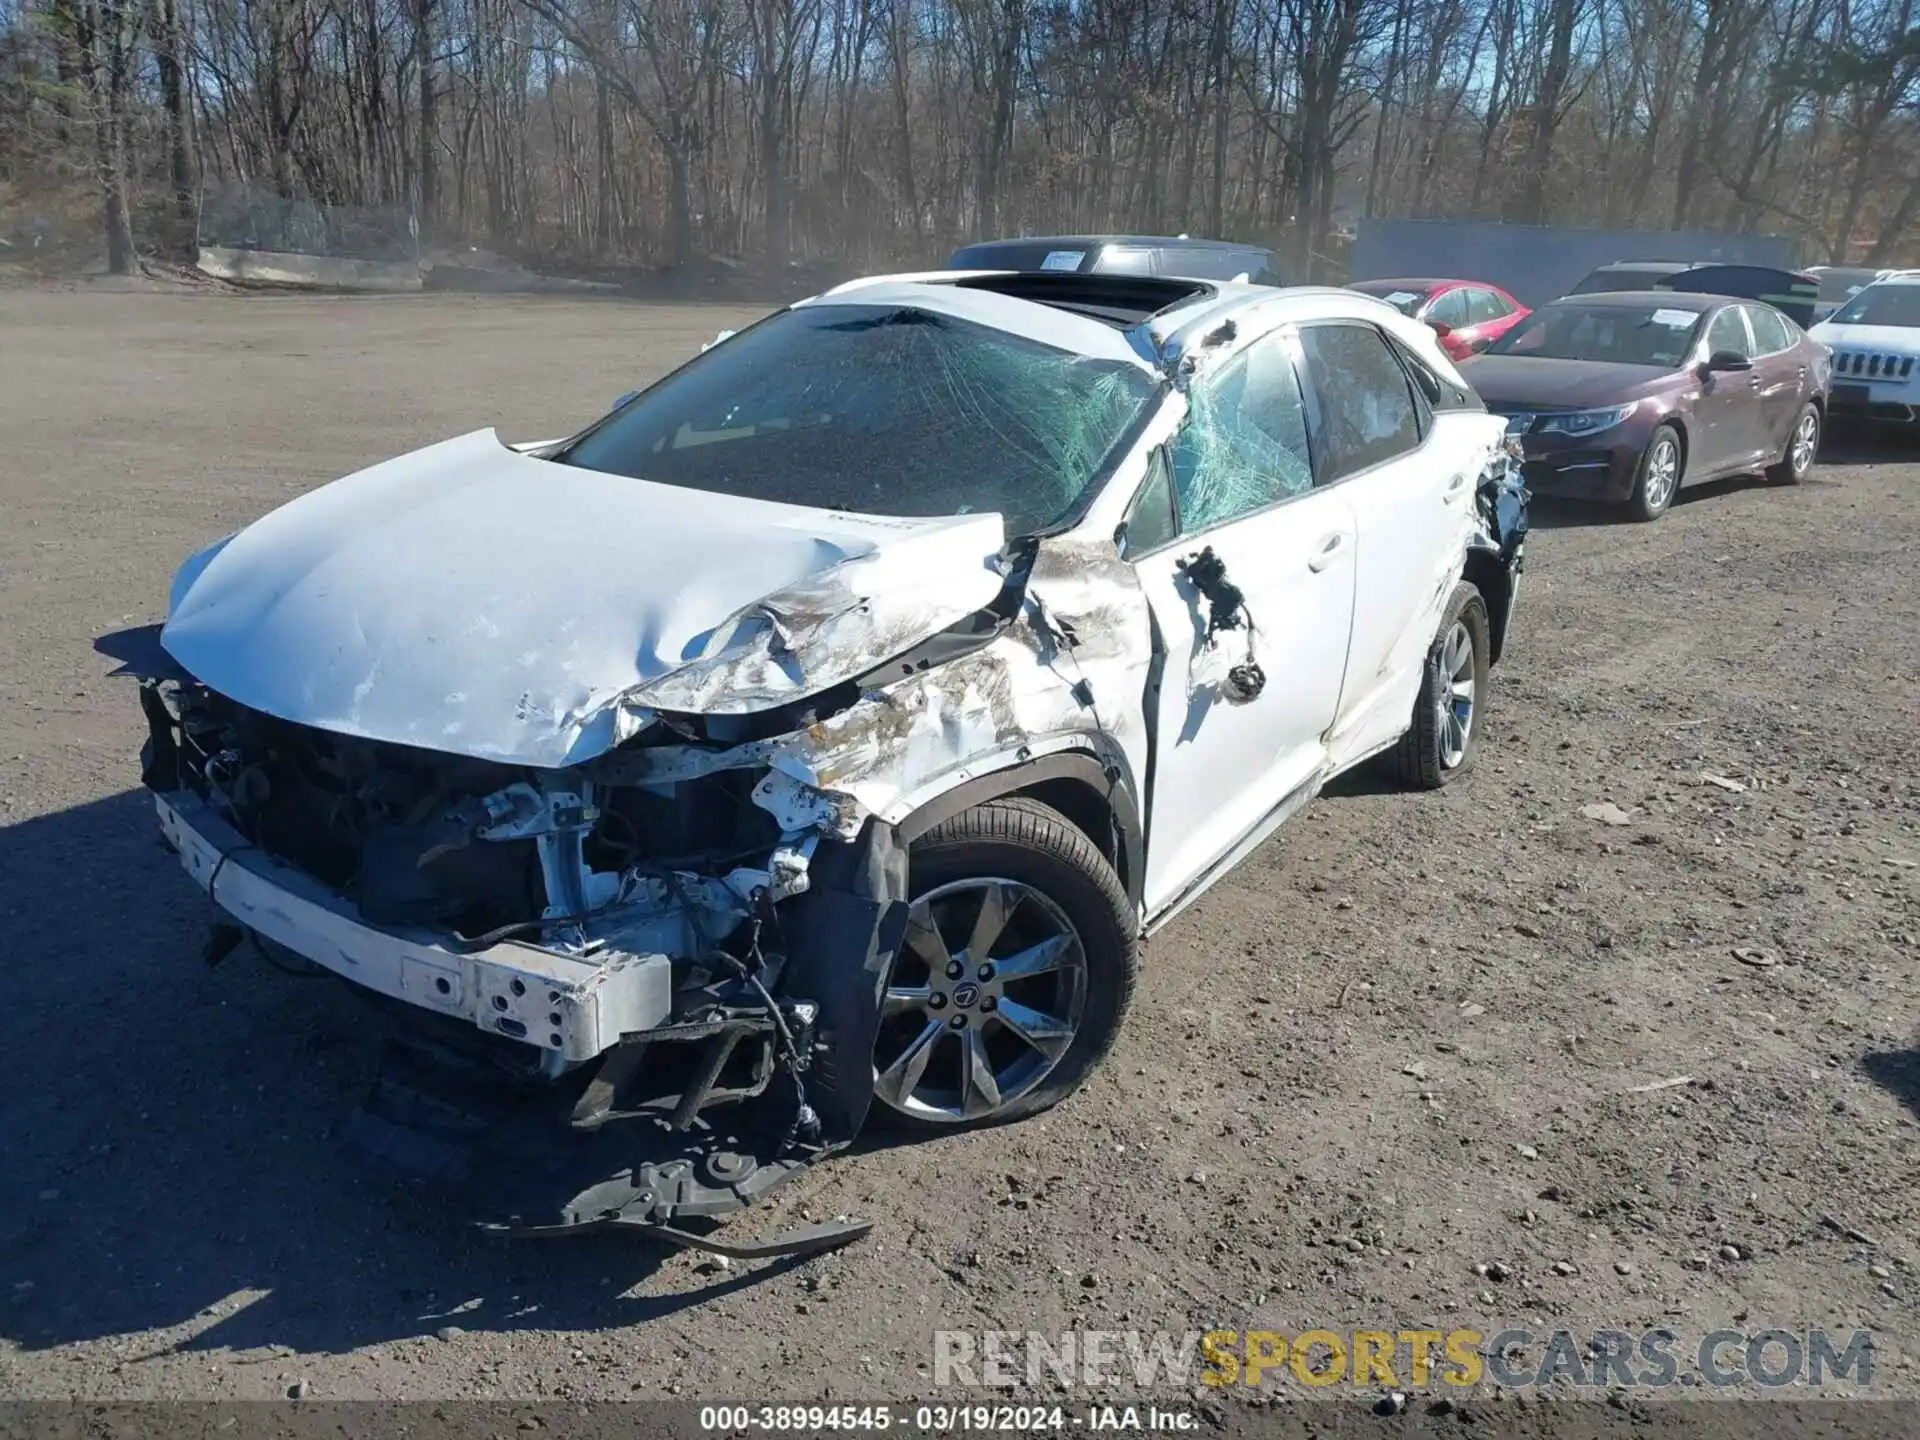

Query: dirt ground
0 289 1915 1408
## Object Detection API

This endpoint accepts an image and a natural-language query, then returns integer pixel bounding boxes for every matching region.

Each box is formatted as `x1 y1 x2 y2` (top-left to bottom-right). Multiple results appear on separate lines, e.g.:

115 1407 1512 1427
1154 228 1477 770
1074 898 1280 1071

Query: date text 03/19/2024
697 1405 1198 1432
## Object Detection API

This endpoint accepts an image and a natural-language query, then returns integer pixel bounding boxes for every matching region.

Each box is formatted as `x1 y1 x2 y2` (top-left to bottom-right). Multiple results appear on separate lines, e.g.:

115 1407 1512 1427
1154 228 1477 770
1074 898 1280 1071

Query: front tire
1768 402 1820 484
1628 423 1685 521
870 798 1137 1132
1386 583 1490 791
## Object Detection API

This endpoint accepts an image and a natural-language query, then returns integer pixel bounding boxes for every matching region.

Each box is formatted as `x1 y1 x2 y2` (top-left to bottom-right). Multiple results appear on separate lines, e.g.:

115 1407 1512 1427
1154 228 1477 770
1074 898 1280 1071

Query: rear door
1744 303 1807 449
1694 305 1765 474
1456 287 1517 352
1294 321 1480 763
1422 286 1473 349
1127 325 1358 919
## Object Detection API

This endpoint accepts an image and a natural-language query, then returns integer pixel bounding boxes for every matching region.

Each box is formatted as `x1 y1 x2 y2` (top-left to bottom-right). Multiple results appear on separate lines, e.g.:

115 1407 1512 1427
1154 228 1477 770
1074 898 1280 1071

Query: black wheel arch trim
895 746 1145 912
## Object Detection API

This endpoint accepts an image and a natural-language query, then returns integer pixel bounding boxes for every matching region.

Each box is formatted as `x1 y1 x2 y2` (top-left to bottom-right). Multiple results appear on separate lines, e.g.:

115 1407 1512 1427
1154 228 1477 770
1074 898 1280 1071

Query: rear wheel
1768 402 1820 484
1385 583 1490 791
871 798 1137 1131
1628 424 1684 521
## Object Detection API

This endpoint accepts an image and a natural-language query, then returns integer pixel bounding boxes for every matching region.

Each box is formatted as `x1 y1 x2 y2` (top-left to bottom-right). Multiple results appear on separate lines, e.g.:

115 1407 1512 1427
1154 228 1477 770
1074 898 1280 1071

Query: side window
1097 246 1156 277
1748 305 1792 356
1156 247 1245 281
1388 333 1482 413
1426 288 1472 327
1299 323 1425 480
1705 307 1752 359
1468 288 1510 324
1166 335 1315 532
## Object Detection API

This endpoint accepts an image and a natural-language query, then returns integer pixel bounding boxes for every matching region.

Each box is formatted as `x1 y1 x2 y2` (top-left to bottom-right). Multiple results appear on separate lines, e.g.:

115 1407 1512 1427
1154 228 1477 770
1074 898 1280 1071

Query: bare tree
4 0 1919 275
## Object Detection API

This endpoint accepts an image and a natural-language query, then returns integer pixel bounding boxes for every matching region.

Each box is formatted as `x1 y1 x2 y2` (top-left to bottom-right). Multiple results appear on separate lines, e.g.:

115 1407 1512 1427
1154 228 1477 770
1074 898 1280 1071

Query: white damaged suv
101 269 1527 1244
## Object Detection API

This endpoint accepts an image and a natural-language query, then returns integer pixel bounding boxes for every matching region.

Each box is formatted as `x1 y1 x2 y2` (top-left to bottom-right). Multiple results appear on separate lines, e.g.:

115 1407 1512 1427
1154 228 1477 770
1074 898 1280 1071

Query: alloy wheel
1643 437 1680 512
1790 410 1818 476
873 878 1088 1124
1436 620 1477 770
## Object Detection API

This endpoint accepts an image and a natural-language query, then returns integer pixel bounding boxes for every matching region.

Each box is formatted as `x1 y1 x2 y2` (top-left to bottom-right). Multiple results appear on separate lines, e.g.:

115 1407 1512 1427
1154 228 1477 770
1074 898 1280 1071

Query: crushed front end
102 626 911 1253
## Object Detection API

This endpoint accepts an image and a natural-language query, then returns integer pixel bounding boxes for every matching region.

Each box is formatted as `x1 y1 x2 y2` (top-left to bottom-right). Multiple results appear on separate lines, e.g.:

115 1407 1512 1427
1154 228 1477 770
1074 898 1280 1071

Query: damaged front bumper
156 791 673 1064
100 495 1150 1247
111 652 916 1251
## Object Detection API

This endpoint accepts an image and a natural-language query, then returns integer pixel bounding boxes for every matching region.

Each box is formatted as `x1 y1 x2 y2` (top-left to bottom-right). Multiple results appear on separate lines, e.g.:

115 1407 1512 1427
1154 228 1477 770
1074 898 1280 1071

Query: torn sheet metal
560 529 1156 845
1475 439 1532 564
718 533 1160 833
619 511 1008 716
158 429 1007 768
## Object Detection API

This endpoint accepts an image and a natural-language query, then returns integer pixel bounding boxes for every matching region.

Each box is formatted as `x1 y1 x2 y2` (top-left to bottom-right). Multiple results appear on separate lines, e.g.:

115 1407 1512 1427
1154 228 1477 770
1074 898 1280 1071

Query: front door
1125 326 1358 920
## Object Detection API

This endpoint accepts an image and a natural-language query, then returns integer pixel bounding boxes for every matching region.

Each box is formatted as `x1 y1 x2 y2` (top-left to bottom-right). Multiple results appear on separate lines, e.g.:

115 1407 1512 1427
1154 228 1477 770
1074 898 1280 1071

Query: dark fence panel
1351 220 1798 307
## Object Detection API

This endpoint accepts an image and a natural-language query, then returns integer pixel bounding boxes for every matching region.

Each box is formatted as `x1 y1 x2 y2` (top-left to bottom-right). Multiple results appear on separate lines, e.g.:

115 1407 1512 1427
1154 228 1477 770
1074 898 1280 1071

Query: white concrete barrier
197 246 422 292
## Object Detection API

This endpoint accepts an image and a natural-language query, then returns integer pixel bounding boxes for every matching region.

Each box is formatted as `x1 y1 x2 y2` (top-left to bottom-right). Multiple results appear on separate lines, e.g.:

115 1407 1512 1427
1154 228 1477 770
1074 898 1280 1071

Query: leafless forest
1 0 1916 283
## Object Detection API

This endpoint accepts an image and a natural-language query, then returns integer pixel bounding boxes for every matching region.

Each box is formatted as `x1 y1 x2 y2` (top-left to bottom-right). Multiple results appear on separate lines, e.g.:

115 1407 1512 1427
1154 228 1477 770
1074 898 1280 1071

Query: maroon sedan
1460 292 1831 522
1346 277 1530 359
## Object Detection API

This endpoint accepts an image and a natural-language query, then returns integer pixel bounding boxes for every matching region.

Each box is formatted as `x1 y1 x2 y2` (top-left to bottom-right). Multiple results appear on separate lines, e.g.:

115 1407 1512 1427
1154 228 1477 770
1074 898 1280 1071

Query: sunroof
948 271 1212 328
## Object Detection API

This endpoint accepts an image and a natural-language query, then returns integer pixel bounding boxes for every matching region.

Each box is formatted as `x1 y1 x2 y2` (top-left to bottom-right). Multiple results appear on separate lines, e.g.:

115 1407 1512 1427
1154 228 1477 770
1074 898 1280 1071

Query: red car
1347 278 1531 360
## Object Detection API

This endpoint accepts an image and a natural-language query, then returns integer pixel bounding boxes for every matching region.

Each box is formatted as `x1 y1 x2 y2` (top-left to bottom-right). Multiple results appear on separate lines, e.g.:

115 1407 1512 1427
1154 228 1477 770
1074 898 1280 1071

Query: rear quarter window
1748 305 1793 355
1095 246 1157 276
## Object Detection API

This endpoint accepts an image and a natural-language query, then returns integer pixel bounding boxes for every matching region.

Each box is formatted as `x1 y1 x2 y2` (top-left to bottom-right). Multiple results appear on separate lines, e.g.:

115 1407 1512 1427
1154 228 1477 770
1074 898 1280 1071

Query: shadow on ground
1522 429 1908 531
1861 1048 1920 1125
1525 474 1791 530
0 789 813 1360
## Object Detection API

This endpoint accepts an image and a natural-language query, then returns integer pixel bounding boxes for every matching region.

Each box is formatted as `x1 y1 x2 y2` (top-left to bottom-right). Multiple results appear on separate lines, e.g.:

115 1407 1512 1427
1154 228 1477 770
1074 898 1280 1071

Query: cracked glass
1167 335 1314 533
558 304 1158 535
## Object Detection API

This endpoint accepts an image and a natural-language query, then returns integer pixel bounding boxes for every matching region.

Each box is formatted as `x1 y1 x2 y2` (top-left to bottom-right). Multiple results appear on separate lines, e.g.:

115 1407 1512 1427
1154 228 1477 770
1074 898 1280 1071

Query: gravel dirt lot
1 289 1915 1407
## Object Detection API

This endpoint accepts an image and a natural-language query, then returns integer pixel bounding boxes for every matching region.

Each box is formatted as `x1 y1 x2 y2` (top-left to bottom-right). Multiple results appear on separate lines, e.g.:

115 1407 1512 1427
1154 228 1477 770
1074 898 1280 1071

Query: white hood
161 429 1008 768
1808 320 1920 354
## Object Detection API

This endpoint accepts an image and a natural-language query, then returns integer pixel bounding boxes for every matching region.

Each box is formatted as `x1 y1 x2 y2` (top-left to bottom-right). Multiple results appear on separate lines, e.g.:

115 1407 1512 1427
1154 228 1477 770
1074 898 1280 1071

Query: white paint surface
161 429 1006 767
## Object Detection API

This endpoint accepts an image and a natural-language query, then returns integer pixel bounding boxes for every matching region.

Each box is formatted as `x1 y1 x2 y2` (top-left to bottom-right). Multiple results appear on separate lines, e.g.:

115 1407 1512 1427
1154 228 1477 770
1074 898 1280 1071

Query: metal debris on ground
1580 802 1636 825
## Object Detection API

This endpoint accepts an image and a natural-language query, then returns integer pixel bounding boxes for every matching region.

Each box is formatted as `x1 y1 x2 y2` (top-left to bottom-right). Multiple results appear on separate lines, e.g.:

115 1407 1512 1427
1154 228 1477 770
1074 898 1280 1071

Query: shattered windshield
558 305 1158 534
1830 285 1920 328
1485 303 1703 367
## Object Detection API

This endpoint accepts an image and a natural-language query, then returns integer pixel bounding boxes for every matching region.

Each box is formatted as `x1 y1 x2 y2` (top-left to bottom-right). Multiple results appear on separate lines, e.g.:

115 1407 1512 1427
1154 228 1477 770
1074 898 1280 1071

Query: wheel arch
1661 412 1691 470
894 748 1144 912
1463 548 1514 665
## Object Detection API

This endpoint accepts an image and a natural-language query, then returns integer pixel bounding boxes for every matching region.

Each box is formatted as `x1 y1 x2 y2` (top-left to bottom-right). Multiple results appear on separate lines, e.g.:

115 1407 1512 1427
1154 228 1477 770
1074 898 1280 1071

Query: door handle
1307 532 1347 572
1442 472 1471 505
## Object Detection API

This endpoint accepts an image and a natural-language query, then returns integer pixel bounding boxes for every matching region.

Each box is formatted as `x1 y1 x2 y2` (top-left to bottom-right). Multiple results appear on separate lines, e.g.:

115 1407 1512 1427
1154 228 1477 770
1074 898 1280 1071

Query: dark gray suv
951 234 1283 286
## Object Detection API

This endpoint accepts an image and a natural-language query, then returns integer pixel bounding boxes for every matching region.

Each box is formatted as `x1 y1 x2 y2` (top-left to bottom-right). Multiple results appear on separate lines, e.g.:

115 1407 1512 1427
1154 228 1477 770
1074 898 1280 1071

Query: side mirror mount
1428 320 1453 338
1703 350 1753 373
1466 336 1491 355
